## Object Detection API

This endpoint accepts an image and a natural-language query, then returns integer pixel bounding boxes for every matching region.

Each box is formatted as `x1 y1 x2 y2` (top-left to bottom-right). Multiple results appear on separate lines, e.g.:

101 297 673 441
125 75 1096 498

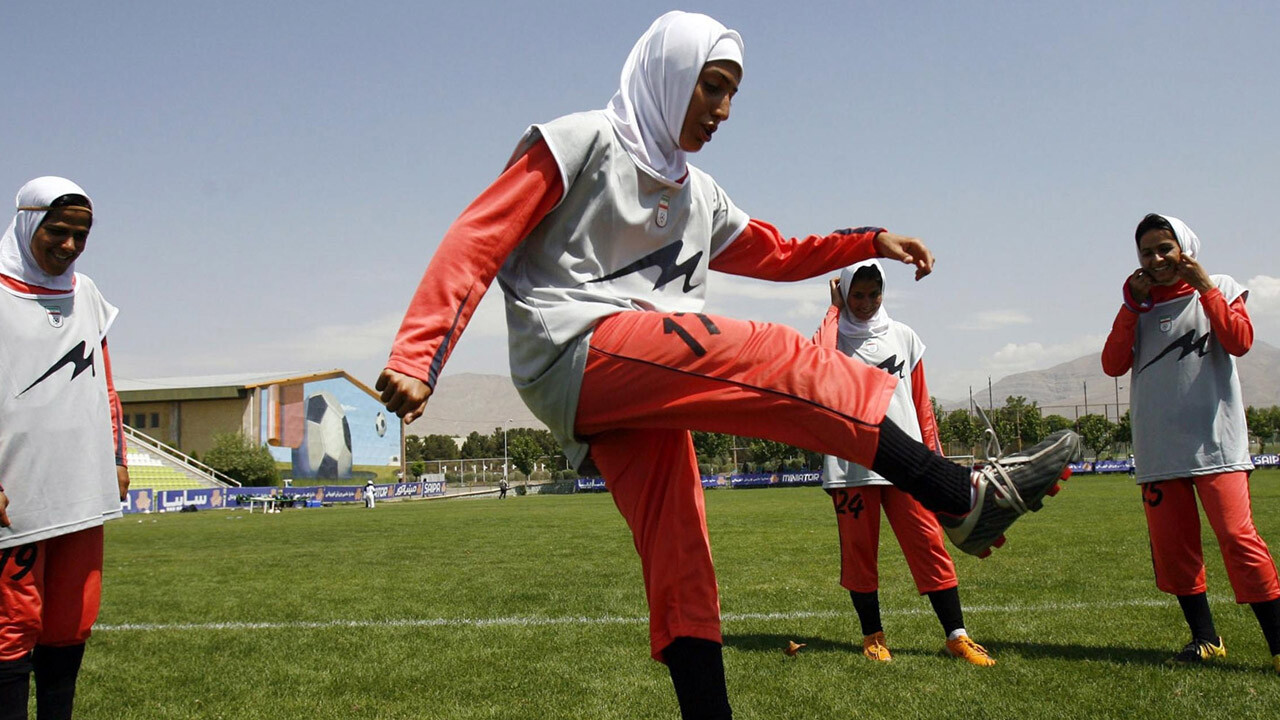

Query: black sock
927 586 965 637
32 644 83 720
1176 593 1218 643
1250 598 1280 655
664 637 732 720
0 654 32 720
849 591 882 636
871 419 971 515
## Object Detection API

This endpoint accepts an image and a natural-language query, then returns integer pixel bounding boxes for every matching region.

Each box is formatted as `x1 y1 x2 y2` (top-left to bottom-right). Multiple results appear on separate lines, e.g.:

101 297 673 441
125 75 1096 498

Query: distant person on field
1102 213 1280 674
0 177 130 720
813 261 994 666
499 478 509 500
377 12 1078 717
364 479 376 509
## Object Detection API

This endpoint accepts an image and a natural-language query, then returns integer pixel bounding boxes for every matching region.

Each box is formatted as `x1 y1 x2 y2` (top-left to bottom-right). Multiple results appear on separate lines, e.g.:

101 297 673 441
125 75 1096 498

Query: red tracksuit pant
575 311 896 660
1141 471 1280 603
0 527 104 661
828 485 957 595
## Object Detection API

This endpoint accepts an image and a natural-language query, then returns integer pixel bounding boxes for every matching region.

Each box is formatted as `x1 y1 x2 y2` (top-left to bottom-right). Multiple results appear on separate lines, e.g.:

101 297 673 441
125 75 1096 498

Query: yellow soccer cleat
1168 637 1227 665
945 634 997 667
862 631 892 662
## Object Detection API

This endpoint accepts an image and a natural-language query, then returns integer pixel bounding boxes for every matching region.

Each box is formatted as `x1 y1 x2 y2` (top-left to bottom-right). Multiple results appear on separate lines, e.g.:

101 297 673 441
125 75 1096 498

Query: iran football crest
1159 316 1172 333
43 305 63 328
656 194 670 228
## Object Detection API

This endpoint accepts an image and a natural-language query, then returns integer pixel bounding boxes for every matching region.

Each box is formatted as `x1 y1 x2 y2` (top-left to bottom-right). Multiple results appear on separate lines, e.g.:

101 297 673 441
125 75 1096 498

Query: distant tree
746 438 803 473
1076 414 1114 460
419 434 461 461
1044 414 1074 434
404 435 426 463
460 431 492 459
508 435 541 476
939 410 977 451
204 433 280 487
1113 410 1132 446
1246 406 1280 453
1000 396 1044 448
409 460 426 478
693 432 733 466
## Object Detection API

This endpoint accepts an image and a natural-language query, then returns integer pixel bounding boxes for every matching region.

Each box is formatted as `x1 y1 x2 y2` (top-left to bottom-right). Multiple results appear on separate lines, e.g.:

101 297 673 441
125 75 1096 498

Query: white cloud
1245 275 1280 317
952 309 1033 331
984 334 1106 376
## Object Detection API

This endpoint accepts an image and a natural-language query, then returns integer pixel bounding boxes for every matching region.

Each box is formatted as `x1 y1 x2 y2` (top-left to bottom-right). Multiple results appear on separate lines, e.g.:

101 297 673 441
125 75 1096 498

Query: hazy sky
7 1 1279 405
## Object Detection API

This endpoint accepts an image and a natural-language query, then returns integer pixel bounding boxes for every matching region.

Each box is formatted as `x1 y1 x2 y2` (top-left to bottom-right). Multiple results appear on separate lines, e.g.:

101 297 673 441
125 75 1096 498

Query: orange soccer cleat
945 634 996 667
862 631 892 662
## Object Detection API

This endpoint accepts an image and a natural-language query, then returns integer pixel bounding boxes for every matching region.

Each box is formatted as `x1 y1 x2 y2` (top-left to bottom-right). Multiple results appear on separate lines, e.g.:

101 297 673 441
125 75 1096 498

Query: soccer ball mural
292 391 353 479
374 411 387 438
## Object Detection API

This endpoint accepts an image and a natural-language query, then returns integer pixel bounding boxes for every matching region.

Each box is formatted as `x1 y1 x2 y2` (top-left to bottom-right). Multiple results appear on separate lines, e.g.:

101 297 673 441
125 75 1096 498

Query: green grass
75 471 1280 718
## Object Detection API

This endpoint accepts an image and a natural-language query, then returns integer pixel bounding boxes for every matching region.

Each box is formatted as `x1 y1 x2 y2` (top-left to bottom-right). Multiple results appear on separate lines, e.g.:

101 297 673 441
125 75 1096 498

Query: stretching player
814 262 993 666
1102 213 1280 674
378 12 1079 718
0 177 130 720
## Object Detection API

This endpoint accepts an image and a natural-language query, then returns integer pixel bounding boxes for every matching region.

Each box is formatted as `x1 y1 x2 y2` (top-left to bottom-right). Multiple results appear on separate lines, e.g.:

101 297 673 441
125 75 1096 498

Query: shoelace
971 405 1030 515
952 636 990 657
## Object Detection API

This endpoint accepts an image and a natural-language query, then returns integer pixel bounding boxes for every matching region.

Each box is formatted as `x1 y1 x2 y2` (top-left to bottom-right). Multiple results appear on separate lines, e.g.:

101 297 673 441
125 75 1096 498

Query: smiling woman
26 201 92 278
0 177 130 720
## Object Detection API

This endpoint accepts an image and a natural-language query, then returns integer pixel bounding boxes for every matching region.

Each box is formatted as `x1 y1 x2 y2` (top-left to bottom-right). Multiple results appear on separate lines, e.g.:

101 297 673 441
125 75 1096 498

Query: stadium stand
123 425 240 491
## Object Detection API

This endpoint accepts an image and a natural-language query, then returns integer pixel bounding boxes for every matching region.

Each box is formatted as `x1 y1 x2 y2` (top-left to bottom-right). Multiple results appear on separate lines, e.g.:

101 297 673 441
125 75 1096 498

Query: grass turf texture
78 472 1280 719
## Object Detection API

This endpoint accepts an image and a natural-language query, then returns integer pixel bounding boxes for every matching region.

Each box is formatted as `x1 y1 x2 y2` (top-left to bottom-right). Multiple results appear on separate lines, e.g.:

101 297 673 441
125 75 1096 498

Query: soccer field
80 472 1280 719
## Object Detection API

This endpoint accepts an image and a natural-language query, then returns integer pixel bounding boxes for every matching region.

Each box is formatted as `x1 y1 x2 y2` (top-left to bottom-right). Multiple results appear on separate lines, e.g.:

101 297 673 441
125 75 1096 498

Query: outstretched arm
710 221 934 282
380 140 564 423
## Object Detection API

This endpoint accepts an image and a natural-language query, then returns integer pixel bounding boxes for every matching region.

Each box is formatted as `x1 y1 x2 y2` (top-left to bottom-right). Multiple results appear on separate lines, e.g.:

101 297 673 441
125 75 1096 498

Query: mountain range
410 340 1280 437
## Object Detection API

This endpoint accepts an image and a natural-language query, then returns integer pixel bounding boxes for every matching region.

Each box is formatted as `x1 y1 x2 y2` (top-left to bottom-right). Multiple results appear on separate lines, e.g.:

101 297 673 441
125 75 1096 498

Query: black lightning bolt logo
588 240 703 293
1136 329 1211 375
876 354 907 378
19 340 96 396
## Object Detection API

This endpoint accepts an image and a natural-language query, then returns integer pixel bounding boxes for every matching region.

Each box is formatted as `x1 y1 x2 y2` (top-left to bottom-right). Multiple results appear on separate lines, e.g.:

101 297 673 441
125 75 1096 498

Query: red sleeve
1101 306 1138 377
708 220 883 281
811 306 840 348
102 338 127 467
1200 288 1252 357
385 139 564 388
910 360 942 455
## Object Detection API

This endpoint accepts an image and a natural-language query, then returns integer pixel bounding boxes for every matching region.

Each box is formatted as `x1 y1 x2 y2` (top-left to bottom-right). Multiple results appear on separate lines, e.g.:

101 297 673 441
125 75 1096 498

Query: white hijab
604 11 743 185
1155 213 1200 260
837 259 892 339
0 176 92 294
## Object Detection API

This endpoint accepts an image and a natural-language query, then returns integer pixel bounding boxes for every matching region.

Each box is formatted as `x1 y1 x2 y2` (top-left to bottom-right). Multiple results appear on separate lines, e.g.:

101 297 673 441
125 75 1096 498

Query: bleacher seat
124 440 218 491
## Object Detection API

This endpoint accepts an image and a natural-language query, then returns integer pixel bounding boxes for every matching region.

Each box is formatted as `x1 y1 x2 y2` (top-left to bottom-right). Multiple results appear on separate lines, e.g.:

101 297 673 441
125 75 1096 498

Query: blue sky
6 1 1279 403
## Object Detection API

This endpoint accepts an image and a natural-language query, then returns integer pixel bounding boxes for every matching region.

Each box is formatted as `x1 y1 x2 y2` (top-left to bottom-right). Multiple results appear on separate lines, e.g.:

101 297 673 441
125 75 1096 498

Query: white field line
94 596 1207 634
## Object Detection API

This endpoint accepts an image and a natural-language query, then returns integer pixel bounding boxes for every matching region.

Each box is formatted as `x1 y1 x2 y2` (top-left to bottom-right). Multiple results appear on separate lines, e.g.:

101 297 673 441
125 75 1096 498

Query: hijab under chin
837 260 892 340
0 176 92 293
604 11 743 185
